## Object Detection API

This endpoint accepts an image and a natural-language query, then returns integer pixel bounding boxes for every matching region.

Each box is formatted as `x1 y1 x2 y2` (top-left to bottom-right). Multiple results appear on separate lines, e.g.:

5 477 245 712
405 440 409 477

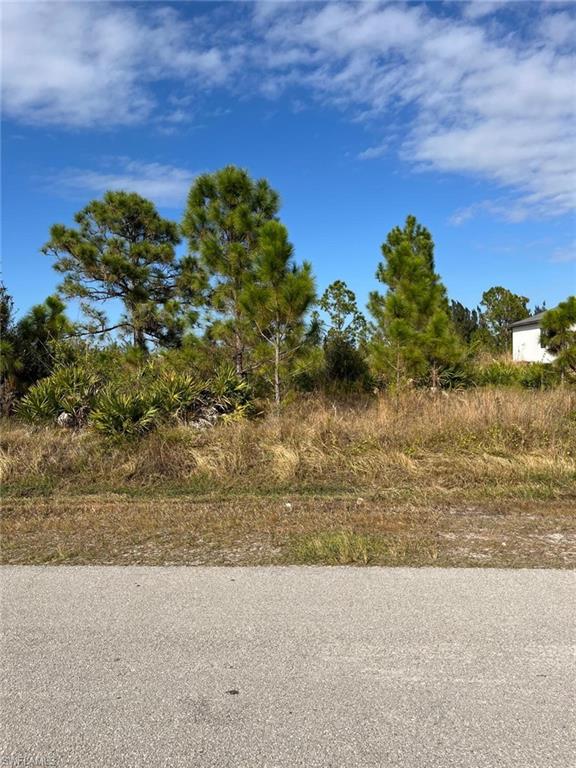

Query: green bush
435 363 475 390
473 360 561 389
90 389 160 440
16 366 102 425
210 364 253 412
516 363 561 389
16 359 254 438
475 361 519 387
149 371 208 422
291 347 326 393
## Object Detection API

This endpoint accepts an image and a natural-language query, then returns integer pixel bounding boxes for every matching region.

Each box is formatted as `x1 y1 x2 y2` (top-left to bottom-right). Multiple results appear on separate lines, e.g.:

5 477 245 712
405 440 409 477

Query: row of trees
2 165 575 412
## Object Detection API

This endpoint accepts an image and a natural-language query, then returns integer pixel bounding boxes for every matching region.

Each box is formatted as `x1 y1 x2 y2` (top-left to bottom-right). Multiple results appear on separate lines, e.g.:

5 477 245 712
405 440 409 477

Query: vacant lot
2 389 575 567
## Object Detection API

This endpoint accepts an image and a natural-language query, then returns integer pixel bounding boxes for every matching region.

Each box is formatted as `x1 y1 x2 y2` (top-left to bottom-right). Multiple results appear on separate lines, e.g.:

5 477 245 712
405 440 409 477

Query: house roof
510 311 546 329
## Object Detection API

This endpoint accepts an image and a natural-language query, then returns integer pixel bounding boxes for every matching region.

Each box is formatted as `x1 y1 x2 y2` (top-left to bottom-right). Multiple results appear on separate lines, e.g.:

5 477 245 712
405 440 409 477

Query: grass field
2 388 575 567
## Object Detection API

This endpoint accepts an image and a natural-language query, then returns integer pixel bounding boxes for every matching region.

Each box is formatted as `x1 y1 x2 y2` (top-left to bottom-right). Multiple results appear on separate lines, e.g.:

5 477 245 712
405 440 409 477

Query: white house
510 312 555 363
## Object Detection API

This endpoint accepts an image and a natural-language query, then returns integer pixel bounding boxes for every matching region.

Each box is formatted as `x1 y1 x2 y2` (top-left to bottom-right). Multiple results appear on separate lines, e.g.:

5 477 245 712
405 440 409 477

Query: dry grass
2 496 575 568
2 388 575 496
1 388 575 566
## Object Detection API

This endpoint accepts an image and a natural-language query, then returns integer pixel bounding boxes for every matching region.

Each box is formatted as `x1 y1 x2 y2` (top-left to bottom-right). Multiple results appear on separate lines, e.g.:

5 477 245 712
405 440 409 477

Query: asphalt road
1 567 574 768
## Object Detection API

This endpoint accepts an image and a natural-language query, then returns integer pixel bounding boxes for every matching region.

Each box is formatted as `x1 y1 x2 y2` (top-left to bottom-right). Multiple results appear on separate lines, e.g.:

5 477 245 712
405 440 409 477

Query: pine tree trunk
233 297 244 377
131 313 146 353
274 332 281 407
234 329 244 377
134 328 146 352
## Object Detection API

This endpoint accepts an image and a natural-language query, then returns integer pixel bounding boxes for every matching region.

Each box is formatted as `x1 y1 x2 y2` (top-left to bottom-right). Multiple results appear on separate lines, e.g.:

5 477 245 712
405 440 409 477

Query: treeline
1 165 575 431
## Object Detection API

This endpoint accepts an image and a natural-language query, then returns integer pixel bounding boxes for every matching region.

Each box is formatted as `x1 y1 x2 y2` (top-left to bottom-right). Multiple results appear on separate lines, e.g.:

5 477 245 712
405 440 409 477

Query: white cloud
358 144 388 161
461 1 504 21
53 158 196 207
3 1 575 222
1 3 229 127
253 2 576 220
449 197 549 225
549 244 576 264
538 10 576 46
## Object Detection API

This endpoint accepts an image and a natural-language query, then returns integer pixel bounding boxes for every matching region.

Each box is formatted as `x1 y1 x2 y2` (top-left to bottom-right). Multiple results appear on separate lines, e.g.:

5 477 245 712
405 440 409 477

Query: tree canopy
319 281 368 387
43 190 190 352
540 296 576 378
480 286 530 351
241 221 315 403
181 165 280 375
369 215 461 387
4 169 569 412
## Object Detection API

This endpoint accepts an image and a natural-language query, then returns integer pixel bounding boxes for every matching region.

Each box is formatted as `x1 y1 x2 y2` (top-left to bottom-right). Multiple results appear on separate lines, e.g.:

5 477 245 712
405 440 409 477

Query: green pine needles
181 165 280 376
2 168 572 428
369 215 462 388
42 190 190 352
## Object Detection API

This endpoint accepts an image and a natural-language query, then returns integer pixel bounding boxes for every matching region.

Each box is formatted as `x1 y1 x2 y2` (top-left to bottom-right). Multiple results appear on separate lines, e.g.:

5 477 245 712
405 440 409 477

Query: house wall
512 326 555 363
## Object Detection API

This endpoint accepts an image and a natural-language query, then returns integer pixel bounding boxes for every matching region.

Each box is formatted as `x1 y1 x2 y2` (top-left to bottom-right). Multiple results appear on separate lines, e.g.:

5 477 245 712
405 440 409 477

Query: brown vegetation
2 388 575 566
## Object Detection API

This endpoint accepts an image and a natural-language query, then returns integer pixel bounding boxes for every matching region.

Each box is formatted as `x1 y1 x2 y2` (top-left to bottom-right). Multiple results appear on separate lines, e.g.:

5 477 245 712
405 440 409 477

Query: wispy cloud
470 233 575 264
254 2 576 220
52 158 196 208
549 244 576 264
358 143 388 161
461 1 505 22
3 2 575 222
2 4 230 127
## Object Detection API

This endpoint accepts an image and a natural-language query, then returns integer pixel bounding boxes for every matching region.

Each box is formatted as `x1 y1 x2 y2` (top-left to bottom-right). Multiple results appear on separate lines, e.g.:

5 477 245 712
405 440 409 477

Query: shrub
516 363 561 389
16 366 102 425
149 371 208 422
324 335 369 387
473 360 561 389
291 347 326 393
432 363 474 390
475 360 519 387
210 365 252 408
16 358 255 438
90 389 160 440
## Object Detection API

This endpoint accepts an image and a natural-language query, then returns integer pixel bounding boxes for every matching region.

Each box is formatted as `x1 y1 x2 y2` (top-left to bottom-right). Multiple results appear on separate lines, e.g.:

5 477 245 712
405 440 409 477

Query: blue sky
2 0 575 324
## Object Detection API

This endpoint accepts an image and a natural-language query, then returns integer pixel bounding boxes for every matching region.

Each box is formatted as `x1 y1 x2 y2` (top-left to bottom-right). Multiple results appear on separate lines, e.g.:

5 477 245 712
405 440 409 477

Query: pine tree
540 296 576 379
319 280 368 345
0 284 18 379
450 300 480 344
0 288 75 402
368 215 461 388
181 165 279 376
43 191 189 352
15 295 74 384
241 221 315 404
0 284 22 411
480 286 530 351
319 280 368 387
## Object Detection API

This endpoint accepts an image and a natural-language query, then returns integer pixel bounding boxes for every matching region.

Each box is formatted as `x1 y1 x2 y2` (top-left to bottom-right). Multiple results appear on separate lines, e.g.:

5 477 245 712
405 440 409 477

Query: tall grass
2 388 574 501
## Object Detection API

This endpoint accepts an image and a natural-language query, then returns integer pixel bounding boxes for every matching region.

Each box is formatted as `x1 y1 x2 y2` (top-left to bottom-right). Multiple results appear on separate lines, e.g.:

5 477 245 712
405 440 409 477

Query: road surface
1 566 574 767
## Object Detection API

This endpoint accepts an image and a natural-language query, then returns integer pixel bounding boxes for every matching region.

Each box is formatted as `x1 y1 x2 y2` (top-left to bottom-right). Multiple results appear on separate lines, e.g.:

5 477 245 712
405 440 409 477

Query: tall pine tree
480 286 530 351
319 280 368 387
540 296 576 379
181 165 279 376
450 300 480 344
241 221 315 404
15 295 74 384
43 191 189 352
368 215 461 388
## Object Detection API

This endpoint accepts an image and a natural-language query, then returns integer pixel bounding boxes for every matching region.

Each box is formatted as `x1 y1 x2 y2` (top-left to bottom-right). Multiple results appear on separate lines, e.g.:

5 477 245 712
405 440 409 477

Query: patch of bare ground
1 496 574 568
